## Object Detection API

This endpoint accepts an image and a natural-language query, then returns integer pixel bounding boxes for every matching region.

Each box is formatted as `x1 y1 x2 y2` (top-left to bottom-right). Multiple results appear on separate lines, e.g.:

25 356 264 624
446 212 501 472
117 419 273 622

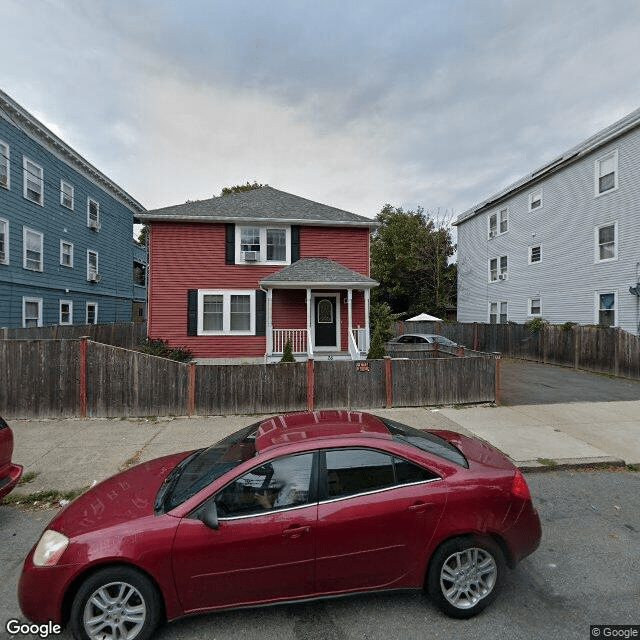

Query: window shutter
291 225 300 262
187 290 198 336
255 289 266 336
225 224 235 264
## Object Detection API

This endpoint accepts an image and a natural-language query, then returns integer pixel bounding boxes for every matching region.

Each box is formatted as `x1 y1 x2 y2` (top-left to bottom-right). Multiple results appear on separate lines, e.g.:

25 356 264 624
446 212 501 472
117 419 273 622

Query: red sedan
0 416 22 500
19 411 541 640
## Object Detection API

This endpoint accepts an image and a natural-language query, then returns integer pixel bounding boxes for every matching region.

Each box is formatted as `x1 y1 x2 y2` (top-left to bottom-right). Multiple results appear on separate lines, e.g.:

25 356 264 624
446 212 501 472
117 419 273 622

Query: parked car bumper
503 500 542 566
0 462 23 500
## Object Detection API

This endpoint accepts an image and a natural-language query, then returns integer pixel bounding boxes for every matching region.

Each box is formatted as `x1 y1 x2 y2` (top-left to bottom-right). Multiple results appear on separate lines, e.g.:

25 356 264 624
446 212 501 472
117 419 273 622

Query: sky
2 0 640 228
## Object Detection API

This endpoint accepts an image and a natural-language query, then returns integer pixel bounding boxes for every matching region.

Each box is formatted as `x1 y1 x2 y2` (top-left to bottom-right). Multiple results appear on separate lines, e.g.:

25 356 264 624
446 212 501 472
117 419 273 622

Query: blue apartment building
0 89 146 328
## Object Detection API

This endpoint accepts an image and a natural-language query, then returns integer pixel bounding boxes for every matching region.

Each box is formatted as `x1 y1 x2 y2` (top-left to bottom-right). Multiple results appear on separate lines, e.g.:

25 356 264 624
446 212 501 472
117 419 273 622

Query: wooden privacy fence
393 321 640 380
0 339 497 419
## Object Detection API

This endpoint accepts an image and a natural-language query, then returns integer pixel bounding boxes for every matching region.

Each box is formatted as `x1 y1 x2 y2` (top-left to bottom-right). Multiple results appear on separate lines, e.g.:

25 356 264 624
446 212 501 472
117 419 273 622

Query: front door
314 296 338 349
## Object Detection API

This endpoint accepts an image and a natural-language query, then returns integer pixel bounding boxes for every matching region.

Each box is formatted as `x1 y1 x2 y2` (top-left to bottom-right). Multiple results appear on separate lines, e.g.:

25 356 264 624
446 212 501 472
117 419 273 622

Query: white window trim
594 149 619 197
23 157 44 206
0 217 9 265
528 297 542 317
488 207 509 239
86 302 98 324
235 225 291 265
488 255 508 282
594 221 618 263
87 250 99 280
60 240 74 268
23 227 44 272
528 245 542 265
0 140 9 189
87 197 100 230
528 189 543 212
488 301 508 324
197 289 256 336
22 297 43 328
59 300 73 325
60 180 74 210
595 290 617 327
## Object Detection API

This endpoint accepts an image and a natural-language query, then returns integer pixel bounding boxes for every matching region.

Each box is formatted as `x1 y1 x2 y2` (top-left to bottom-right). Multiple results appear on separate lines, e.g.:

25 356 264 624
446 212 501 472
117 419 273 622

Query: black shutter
255 289 266 336
225 224 235 264
187 289 198 336
291 225 300 262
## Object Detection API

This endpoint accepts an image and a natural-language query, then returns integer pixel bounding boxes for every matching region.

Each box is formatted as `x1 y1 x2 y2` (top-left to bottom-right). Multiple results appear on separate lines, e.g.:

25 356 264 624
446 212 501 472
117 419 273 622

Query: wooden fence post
306 359 314 411
79 337 88 418
494 355 501 405
188 362 196 416
384 356 393 408
473 323 479 351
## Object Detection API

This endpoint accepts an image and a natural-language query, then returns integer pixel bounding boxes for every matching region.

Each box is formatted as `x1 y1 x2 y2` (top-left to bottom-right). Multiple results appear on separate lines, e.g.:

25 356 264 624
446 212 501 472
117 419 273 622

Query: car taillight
511 469 531 500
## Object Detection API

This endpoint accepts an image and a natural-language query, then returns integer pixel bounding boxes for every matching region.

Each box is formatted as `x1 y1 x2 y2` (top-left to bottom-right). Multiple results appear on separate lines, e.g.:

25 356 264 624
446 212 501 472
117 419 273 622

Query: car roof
399 334 435 339
254 411 391 453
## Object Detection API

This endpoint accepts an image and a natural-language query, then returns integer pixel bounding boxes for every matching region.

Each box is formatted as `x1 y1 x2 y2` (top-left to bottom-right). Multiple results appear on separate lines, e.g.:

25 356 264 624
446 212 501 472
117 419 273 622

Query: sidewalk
7 401 639 497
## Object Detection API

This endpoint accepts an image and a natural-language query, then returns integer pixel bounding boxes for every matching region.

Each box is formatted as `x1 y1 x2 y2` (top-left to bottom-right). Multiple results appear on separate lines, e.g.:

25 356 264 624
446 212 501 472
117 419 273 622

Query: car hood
49 451 193 538
430 429 515 470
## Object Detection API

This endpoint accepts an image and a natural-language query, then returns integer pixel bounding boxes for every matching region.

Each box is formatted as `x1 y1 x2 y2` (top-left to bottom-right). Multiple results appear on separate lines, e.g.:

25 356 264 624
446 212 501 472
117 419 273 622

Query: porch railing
354 328 368 354
272 328 307 354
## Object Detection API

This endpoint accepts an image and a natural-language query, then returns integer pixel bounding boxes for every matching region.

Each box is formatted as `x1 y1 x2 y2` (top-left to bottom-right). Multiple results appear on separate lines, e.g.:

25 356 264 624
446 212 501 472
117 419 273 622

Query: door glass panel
317 299 333 323
325 449 394 499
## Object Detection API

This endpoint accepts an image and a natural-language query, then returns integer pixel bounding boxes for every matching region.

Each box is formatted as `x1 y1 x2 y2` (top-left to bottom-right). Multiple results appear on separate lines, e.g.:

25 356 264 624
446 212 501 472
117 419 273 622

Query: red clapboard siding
300 226 371 276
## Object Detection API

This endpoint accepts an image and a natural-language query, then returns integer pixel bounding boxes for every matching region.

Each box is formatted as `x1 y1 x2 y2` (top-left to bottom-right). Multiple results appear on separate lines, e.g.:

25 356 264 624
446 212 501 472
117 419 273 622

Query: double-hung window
489 256 507 282
198 290 255 335
61 181 74 210
489 302 508 324
595 223 617 262
528 190 542 212
0 140 9 188
488 207 507 238
60 240 73 267
529 298 542 316
595 150 618 196
23 297 43 328
597 292 616 327
87 198 100 230
23 227 43 271
86 302 98 324
23 158 44 205
237 226 290 264
87 250 99 281
60 300 73 325
0 218 8 265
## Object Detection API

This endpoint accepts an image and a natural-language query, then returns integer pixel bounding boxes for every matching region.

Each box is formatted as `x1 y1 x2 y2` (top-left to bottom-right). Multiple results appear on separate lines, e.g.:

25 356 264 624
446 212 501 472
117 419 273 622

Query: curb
517 456 627 473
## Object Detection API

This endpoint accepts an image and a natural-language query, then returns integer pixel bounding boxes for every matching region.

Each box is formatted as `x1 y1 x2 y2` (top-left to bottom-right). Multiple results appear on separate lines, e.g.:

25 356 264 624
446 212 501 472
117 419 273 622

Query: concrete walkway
6 397 639 497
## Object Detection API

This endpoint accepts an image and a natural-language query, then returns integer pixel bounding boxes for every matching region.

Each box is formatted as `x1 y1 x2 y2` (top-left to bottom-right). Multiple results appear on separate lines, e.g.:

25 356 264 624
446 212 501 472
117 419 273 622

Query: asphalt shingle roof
260 258 378 288
137 186 377 228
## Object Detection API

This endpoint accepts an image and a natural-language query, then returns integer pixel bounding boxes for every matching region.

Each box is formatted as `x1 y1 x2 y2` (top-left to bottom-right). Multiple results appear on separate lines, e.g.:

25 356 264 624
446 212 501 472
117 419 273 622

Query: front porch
267 327 371 362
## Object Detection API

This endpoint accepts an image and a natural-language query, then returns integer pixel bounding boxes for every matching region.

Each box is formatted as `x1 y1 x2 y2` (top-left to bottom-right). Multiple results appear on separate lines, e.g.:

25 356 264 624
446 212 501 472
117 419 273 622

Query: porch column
364 288 371 354
266 288 273 356
306 288 312 356
347 289 353 334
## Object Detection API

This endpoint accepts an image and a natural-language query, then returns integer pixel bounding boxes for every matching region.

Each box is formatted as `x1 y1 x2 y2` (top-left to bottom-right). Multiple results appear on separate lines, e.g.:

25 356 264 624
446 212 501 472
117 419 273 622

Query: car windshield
380 418 468 468
161 422 260 512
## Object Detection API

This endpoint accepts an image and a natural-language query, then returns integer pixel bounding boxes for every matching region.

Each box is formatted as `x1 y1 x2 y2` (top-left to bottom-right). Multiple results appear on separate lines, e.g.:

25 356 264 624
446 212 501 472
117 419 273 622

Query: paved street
2 470 639 640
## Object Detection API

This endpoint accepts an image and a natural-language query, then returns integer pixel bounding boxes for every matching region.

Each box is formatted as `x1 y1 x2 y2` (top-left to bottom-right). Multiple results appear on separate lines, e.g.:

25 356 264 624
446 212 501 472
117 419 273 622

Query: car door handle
282 525 311 539
408 502 432 514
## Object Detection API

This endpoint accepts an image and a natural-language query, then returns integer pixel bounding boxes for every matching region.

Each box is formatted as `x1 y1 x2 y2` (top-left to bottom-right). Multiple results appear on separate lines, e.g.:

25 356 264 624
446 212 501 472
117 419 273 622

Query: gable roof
260 258 378 289
137 186 377 228
454 106 640 226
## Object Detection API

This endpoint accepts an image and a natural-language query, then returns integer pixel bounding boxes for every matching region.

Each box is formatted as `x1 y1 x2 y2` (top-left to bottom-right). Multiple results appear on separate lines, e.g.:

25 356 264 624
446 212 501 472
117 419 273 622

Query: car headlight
33 530 69 567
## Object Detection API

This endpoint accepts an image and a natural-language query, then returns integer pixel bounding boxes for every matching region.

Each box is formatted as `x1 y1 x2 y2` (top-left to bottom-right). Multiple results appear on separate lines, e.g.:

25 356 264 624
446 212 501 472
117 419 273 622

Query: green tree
366 301 401 359
280 339 296 363
136 224 149 246
370 204 456 318
220 181 265 196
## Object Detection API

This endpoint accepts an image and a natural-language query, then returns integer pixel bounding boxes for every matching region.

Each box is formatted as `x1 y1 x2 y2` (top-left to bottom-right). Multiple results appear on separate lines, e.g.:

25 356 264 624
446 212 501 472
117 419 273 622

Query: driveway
499 359 640 405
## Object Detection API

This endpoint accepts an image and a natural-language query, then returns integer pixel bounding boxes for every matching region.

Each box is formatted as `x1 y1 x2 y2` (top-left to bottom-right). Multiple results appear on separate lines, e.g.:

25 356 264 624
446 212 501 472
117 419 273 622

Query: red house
138 187 378 362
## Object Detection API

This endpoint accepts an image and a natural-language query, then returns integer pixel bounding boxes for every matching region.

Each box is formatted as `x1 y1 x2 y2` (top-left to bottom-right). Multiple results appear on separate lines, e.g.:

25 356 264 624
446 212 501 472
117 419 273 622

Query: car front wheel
69 566 161 640
428 537 504 618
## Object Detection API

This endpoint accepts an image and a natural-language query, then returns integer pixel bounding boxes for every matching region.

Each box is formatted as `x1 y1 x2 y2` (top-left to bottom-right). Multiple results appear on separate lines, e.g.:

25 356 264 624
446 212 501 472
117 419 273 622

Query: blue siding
0 105 146 328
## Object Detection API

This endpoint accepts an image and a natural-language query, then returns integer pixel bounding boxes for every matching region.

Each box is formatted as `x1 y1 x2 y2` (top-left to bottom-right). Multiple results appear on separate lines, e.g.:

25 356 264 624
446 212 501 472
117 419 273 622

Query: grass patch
18 471 39 485
1 487 87 509
627 464 640 472
537 458 558 468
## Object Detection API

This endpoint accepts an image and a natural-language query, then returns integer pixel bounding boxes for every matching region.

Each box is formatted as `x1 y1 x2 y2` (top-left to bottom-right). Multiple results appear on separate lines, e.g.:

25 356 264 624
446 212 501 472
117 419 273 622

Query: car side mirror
198 501 219 530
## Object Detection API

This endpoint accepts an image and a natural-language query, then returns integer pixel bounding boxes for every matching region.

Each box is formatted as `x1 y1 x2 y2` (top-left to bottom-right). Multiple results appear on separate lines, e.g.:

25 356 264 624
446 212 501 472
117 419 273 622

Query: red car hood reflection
50 452 192 537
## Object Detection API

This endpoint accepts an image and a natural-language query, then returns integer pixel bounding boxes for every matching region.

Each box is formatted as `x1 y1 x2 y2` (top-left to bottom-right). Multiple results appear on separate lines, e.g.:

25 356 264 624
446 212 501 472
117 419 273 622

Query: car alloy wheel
70 567 161 640
428 537 504 618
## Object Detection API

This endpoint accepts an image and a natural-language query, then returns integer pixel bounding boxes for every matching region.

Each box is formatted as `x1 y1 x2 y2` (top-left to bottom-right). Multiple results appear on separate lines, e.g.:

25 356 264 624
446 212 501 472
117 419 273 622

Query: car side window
325 449 395 499
394 456 439 484
215 452 314 517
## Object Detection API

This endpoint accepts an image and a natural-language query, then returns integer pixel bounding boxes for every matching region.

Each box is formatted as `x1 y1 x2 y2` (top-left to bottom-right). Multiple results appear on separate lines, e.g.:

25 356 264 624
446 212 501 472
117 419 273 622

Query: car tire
427 536 504 619
69 566 161 640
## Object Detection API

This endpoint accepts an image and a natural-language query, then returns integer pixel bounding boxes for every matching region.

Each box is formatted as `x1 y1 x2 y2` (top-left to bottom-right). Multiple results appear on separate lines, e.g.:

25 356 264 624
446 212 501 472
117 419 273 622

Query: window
60 240 73 267
489 302 508 324
317 299 334 323
499 207 508 233
0 140 9 188
529 298 542 316
595 150 618 196
87 198 100 230
595 223 617 262
198 290 255 335
86 302 98 324
0 218 8 265
528 189 542 212
60 181 74 209
23 228 43 271
236 226 290 264
133 261 146 285
215 453 314 518
488 207 508 238
87 250 99 281
489 255 507 282
324 449 394 499
529 245 541 264
23 297 43 328
60 300 73 325
597 292 616 327
23 158 43 205
488 213 497 238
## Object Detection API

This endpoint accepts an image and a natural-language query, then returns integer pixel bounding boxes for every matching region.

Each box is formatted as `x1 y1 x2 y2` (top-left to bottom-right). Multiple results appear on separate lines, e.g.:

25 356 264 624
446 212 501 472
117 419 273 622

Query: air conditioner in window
242 251 259 262
88 273 101 283
489 231 496 238
88 219 101 231
498 274 507 280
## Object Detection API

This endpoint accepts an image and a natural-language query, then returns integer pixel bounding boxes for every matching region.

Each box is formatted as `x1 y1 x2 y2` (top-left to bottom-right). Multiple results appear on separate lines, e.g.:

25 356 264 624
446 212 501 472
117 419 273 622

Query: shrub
561 322 577 331
524 317 549 333
139 338 193 362
280 339 296 363
367 326 387 359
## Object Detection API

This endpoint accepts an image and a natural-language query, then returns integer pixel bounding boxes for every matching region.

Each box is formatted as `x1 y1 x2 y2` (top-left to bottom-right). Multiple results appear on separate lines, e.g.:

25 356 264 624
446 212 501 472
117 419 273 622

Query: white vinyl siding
23 157 44 205
197 290 256 335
